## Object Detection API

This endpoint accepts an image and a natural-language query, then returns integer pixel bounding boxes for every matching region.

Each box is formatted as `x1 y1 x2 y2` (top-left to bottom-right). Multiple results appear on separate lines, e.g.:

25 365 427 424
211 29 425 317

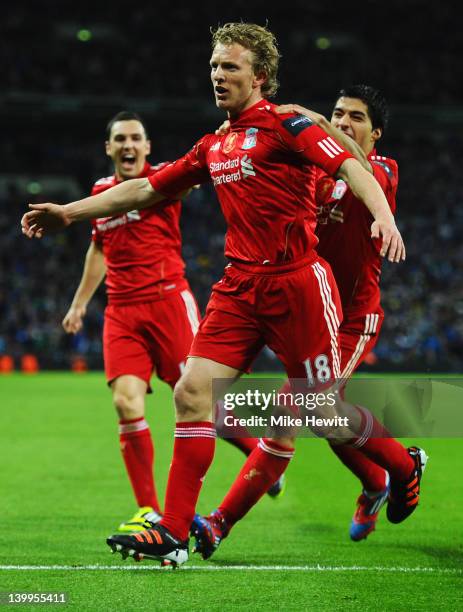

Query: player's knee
113 391 144 420
173 376 208 420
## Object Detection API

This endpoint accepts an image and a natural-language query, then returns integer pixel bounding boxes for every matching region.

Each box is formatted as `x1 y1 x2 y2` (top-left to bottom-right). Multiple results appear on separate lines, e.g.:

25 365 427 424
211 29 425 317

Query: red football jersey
148 100 353 265
315 151 399 317
91 162 187 305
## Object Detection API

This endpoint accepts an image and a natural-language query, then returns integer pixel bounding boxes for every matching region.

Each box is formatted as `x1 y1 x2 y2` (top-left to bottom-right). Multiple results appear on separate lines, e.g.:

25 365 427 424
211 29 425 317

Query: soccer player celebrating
300 87 420 541
22 23 417 567
62 113 281 526
191 87 428 557
61 111 201 533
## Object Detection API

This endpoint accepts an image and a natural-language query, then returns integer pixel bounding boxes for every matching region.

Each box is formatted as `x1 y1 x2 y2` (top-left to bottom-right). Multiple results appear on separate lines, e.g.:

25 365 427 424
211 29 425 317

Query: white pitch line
0 565 461 574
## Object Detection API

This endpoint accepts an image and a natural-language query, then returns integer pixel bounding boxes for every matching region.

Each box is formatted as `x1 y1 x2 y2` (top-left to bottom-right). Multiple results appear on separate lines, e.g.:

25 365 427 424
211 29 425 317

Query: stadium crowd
2 2 462 373
2 1 461 105
3 131 462 372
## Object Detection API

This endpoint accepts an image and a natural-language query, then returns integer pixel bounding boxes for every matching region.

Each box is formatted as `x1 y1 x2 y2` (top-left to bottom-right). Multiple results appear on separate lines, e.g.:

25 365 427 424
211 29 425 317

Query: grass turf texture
1 373 461 611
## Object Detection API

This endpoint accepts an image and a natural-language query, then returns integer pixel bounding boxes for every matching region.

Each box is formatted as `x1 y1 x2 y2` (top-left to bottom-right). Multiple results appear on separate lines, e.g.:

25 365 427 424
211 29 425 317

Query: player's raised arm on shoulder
336 157 405 262
276 104 371 173
314 115 371 173
21 177 163 238
275 113 404 262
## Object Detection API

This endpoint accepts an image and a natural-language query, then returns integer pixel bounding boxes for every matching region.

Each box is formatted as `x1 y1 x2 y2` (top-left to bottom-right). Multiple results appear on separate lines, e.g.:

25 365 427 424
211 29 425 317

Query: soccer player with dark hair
191 86 427 557
22 23 418 568
313 85 400 541
282 86 427 541
62 111 201 532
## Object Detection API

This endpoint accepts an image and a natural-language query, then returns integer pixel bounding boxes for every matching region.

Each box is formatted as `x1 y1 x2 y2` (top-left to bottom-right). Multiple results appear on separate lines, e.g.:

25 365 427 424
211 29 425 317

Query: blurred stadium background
2 4 463 607
2 0 462 374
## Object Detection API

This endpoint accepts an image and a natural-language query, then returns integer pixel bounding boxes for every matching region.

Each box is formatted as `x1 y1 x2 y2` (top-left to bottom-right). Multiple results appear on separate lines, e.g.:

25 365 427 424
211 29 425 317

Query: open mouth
215 86 228 99
121 154 136 167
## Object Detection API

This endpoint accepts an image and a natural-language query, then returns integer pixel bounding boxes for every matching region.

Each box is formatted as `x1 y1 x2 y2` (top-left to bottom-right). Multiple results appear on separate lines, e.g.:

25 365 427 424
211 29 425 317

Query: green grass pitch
1 373 462 611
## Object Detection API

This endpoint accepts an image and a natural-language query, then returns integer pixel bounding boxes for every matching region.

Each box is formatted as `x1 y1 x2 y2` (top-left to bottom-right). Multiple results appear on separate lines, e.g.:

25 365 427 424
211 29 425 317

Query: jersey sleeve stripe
326 137 345 154
317 140 336 159
323 140 342 156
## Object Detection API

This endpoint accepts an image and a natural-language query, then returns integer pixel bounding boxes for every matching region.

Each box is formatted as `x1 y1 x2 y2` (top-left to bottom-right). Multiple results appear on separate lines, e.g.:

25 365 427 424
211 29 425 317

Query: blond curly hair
211 22 280 98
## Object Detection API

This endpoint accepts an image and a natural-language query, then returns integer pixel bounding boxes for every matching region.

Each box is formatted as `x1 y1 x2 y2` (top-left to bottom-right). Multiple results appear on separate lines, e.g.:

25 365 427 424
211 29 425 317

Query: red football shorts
190 255 342 384
339 311 384 378
103 288 200 390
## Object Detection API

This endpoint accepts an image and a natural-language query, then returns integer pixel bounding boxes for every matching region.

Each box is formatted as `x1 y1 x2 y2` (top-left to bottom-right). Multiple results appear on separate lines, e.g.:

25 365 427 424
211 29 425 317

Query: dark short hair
336 85 389 132
106 111 149 139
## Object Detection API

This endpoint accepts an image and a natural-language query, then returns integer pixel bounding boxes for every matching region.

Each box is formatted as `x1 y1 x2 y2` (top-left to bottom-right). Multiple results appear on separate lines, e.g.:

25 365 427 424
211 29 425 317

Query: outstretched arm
62 242 106 334
337 157 405 262
22 177 163 238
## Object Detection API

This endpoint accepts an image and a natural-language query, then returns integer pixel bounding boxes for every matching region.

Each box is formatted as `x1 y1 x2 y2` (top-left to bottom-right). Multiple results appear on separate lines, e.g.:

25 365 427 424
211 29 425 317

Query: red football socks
160 422 216 541
329 442 388 493
350 406 414 481
119 417 160 512
218 438 295 528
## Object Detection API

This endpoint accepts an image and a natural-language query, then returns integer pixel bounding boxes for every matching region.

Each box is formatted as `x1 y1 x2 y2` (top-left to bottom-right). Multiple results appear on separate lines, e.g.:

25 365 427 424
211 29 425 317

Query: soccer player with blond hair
191 85 427 558
22 23 424 567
